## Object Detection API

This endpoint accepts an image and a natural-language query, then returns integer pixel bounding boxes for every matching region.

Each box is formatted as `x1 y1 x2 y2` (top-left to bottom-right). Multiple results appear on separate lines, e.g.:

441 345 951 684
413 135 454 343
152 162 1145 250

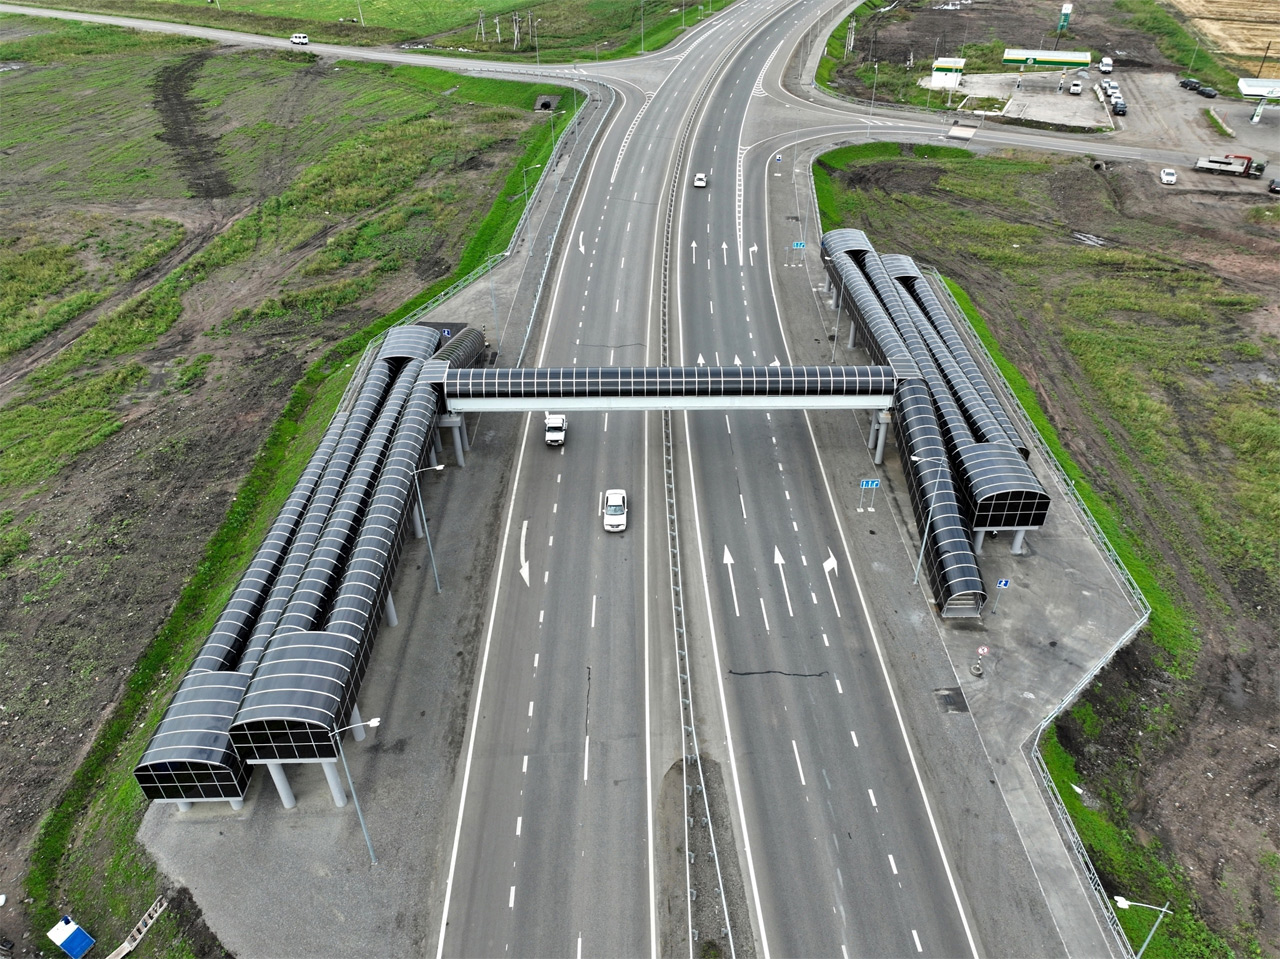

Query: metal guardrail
928 269 1148 959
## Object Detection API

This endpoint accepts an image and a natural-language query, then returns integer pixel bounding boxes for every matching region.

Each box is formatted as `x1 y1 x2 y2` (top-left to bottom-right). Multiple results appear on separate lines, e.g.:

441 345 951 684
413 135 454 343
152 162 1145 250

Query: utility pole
475 11 485 42
494 16 501 43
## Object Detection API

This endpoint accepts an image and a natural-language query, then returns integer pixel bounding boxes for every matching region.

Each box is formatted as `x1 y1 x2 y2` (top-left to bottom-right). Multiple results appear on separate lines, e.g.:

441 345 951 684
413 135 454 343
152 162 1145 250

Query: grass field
7 0 726 56
2 17 577 949
813 140 1279 956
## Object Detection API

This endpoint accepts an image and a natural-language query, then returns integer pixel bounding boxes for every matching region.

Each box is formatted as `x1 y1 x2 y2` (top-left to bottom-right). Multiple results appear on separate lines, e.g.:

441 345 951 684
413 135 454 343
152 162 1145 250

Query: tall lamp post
412 464 445 593
910 453 949 585
533 18 542 66
329 716 381 866
521 163 542 205
1114 897 1172 959
548 109 566 147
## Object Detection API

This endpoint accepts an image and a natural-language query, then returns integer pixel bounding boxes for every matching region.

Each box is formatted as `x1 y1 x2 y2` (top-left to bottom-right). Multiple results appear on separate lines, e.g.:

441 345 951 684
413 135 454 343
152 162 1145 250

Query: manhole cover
933 687 970 713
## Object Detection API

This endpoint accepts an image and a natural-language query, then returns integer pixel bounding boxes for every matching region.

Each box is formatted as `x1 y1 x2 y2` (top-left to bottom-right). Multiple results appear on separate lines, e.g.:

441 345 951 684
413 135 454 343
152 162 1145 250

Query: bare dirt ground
0 41 525 950
828 0 1280 950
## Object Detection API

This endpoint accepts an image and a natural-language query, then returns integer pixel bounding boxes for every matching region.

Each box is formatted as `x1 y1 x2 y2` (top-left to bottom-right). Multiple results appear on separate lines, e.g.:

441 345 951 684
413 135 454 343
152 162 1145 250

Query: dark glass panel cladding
444 365 897 399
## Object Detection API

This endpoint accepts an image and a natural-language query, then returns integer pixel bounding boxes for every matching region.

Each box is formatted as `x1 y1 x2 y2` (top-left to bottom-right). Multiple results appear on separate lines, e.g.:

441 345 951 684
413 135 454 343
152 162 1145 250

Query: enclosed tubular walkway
135 325 489 809
822 228 1051 616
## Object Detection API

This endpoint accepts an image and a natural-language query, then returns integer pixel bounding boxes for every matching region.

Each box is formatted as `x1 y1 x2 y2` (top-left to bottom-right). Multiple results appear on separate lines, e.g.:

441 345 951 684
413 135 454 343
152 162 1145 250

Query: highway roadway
2 2 1212 956
436 1 979 956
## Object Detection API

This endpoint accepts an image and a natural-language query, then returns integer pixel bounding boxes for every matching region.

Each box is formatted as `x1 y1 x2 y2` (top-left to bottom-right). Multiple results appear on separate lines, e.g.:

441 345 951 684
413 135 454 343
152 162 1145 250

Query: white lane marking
616 299 620 313
811 591 817 604
544 570 549 583
851 731 859 747
725 414 731 434
822 768 832 791
739 494 746 519
604 412 609 431
539 610 544 625
509 886 515 909
835 677 843 694
791 740 806 786
533 653 539 670
583 735 590 781
522 755 528 773
528 701 534 717
548 535 554 546
841 947 849 959
823 633 830 647
759 596 770 633
552 503 557 513
784 490 790 500
868 789 877 808
577 935 583 959
889 854 898 875
591 594 597 627
709 299 714 314
836 866 843 888
516 816 522 836
912 930 922 953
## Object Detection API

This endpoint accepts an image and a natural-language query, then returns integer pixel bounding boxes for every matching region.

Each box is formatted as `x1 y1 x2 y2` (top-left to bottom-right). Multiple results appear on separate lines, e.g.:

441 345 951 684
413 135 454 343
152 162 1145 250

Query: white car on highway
602 489 628 532
693 172 707 188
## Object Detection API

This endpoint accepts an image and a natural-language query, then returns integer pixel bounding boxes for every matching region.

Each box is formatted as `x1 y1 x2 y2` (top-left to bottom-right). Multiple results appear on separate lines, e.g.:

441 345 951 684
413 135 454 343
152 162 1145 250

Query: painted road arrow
721 241 728 265
748 242 758 266
823 548 841 618
723 545 740 616
691 239 698 264
519 520 530 587
774 545 794 617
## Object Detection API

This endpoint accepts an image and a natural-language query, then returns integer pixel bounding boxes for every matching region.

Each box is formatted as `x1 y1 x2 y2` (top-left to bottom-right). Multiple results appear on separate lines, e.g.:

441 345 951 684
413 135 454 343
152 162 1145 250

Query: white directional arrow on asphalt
748 242 758 266
721 241 728 265
774 546 794 617
823 548 841 618
578 231 585 255
519 520 530 586
691 240 698 264
723 545 740 617
770 356 781 367
696 353 706 367
733 354 743 366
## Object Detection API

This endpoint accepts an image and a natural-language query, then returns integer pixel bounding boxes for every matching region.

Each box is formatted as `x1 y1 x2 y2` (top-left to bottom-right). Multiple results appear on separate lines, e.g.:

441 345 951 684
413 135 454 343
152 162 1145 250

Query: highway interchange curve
1 1 1200 955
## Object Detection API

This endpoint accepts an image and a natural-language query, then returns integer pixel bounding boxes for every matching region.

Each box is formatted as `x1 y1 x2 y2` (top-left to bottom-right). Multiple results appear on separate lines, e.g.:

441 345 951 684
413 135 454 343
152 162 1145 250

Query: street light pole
329 716 381 866
521 163 542 206
1114 898 1172 959
413 464 445 593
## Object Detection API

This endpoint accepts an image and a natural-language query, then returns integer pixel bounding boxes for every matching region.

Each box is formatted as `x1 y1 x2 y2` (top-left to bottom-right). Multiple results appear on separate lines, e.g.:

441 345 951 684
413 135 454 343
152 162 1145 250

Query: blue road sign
860 479 881 489
996 578 1010 589
792 241 806 249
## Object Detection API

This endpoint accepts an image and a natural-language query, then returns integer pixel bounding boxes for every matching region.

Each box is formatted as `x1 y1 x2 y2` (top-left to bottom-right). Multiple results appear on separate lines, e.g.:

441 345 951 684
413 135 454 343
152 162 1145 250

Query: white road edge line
435 410 537 959
791 740 806 786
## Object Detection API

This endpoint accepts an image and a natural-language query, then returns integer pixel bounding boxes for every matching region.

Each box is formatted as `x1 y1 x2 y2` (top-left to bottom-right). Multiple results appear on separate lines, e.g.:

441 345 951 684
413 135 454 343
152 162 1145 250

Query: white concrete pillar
973 529 986 554
351 704 366 741
229 798 244 810
323 760 347 807
176 800 193 812
384 593 398 628
1011 528 1027 555
267 761 296 809
411 484 425 538
459 415 471 452
451 425 467 467
866 412 878 449
873 412 889 465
